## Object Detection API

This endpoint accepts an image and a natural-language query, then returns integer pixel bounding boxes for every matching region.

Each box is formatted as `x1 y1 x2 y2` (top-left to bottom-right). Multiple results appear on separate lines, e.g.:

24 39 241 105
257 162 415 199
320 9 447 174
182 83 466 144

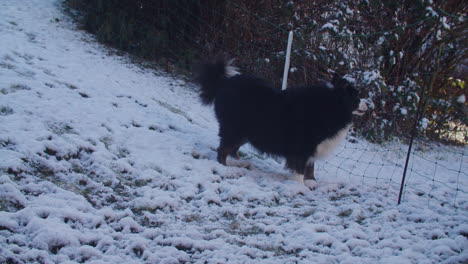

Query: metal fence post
397 78 431 205
281 31 294 91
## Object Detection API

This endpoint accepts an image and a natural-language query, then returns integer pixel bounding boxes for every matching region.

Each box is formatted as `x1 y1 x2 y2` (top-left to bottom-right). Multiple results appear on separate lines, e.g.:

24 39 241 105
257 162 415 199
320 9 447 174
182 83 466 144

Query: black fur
195 59 362 179
194 59 227 105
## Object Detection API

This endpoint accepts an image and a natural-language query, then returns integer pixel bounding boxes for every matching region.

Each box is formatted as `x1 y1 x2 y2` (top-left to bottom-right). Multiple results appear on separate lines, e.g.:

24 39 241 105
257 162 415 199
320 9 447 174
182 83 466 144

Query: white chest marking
225 59 240 77
314 124 351 160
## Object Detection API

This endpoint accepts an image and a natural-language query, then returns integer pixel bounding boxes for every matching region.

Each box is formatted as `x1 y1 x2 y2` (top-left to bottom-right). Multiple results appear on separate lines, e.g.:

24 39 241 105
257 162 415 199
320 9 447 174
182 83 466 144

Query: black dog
195 59 367 181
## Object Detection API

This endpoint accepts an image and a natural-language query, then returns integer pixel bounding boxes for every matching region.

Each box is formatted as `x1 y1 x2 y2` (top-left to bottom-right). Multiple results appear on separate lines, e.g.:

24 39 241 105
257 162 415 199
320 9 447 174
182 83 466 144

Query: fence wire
316 138 467 208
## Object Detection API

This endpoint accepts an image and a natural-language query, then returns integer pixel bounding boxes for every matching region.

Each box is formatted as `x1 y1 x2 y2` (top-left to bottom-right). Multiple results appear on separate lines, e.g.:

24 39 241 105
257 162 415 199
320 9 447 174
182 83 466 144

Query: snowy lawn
0 0 467 263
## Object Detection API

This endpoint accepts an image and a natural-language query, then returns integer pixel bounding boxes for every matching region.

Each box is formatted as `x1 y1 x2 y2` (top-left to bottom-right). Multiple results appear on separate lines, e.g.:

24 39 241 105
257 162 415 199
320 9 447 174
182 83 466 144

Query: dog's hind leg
286 156 316 182
217 133 246 165
285 156 307 175
229 139 247 159
229 147 241 160
217 142 243 165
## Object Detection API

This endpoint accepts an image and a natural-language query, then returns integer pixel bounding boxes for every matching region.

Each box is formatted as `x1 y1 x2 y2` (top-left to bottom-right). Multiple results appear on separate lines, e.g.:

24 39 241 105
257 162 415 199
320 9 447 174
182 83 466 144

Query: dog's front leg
303 162 316 181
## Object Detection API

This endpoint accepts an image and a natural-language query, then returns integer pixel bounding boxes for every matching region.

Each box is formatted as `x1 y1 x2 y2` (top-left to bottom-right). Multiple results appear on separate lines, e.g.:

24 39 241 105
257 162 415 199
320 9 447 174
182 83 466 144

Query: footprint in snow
0 61 17 70
42 68 56 77
116 94 132 99
15 69 36 79
148 125 165 133
135 100 148 108
0 54 18 70
54 81 78 90
12 51 34 62
0 106 14 116
1 84 31 95
131 121 142 128
78 92 90 98
25 32 38 44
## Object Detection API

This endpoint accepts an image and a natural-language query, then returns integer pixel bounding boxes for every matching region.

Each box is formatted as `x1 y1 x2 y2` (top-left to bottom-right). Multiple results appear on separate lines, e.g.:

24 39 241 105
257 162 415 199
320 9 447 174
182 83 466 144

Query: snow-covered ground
0 0 466 263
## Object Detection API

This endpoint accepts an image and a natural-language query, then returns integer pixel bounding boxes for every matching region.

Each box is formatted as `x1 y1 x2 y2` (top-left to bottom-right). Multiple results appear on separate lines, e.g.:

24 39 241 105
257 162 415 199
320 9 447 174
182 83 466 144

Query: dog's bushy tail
195 58 240 105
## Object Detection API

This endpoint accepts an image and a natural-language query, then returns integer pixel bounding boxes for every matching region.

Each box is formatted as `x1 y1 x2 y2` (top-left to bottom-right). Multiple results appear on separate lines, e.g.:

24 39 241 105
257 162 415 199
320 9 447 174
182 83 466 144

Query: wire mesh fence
316 137 467 208
66 0 467 208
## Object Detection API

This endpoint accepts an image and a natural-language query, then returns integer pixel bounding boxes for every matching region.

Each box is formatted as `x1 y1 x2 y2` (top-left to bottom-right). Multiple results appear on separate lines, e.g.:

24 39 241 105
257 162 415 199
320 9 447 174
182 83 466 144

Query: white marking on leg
294 173 305 184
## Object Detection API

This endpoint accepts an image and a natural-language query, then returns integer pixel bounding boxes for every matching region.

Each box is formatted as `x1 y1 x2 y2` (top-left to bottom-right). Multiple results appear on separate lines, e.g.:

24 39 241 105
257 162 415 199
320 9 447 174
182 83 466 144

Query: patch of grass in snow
0 138 15 149
0 199 25 213
182 214 204 223
131 206 158 216
301 209 317 217
355 215 366 225
28 159 56 179
139 214 164 228
328 186 362 202
338 209 353 218
7 145 126 208
110 180 135 201
134 178 152 187
48 122 76 135
44 146 94 161
115 146 130 159
227 219 264 237
99 136 113 150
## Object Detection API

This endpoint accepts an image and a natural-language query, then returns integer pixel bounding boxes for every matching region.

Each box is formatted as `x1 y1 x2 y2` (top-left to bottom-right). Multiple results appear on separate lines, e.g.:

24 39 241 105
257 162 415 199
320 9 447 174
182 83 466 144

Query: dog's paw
304 179 318 190
229 159 252 170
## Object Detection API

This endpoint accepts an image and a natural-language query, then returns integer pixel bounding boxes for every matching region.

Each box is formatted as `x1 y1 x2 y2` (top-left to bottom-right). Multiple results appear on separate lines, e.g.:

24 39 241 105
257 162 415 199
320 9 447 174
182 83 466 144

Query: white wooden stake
281 31 294 90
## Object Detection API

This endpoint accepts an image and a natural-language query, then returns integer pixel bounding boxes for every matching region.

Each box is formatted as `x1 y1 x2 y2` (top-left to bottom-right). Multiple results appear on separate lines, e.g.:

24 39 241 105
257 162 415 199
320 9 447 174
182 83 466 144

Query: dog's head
332 75 368 116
